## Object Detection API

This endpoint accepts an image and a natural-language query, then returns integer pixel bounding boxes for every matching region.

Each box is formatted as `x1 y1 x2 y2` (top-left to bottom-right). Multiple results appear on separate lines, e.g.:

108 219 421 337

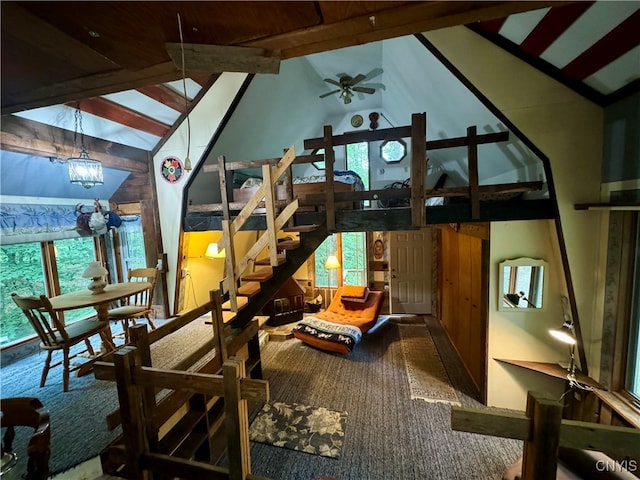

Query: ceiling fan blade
319 89 341 98
364 67 383 81
353 86 376 95
349 74 367 86
323 78 342 87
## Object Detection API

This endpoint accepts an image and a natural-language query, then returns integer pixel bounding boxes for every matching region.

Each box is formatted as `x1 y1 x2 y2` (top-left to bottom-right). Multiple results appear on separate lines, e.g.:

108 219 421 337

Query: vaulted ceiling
1 1 638 201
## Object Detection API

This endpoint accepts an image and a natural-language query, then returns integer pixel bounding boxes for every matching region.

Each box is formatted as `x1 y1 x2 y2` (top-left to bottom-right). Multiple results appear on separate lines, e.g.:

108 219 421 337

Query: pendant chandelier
68 106 104 189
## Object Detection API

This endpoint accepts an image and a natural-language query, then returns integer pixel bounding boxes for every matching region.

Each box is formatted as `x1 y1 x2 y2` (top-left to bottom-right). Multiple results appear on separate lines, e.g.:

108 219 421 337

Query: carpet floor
248 316 522 480
0 317 215 475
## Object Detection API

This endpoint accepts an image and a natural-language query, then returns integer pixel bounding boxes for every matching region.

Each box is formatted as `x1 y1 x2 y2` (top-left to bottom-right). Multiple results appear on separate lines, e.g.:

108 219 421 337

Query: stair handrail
218 146 298 310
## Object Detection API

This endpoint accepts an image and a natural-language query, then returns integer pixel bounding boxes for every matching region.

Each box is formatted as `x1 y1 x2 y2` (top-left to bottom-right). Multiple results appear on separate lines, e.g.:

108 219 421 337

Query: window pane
625 221 640 399
54 237 97 323
342 232 366 286
346 142 369 190
119 215 147 271
0 243 46 345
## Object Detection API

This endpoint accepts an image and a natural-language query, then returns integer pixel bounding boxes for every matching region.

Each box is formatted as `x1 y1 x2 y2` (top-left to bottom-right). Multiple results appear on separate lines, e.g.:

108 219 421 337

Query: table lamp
549 318 577 377
83 261 108 294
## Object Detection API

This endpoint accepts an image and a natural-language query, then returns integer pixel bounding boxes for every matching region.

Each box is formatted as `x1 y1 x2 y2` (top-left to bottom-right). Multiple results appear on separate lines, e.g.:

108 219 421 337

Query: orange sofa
292 286 384 354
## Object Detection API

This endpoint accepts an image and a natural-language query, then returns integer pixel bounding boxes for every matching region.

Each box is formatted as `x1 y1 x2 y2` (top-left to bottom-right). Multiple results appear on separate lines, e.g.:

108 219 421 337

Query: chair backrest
11 293 68 347
126 267 158 309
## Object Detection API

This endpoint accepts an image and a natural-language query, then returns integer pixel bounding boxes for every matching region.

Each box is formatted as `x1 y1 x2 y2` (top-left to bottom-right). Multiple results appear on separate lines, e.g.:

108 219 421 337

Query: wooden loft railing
186 113 543 229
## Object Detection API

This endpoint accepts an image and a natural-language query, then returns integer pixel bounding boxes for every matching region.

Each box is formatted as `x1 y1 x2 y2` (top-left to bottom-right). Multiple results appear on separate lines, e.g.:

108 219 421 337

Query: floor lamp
325 254 340 304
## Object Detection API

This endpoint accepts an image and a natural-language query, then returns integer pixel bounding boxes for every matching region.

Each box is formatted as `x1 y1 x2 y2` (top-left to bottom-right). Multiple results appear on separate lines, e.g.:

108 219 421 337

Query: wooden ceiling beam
137 84 190 113
1 61 181 115
0 115 148 172
242 1 565 59
68 97 171 137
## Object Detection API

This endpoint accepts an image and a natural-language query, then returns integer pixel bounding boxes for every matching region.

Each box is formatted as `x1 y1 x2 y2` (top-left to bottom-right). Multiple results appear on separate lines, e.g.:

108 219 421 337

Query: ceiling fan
319 72 379 104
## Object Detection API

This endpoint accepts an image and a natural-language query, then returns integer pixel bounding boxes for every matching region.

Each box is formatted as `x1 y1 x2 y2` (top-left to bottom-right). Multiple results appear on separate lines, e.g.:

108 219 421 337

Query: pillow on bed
340 286 369 303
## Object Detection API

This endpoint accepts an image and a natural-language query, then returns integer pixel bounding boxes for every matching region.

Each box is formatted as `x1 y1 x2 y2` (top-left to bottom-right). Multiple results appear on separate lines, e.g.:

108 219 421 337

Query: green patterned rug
249 401 348 458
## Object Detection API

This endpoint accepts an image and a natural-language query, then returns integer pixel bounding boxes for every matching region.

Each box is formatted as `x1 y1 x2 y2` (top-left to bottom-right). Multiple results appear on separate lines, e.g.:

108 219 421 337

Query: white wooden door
389 229 432 314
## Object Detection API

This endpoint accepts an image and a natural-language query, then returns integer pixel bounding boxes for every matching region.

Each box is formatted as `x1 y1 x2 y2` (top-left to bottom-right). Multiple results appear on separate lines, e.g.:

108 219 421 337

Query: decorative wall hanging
161 156 184 183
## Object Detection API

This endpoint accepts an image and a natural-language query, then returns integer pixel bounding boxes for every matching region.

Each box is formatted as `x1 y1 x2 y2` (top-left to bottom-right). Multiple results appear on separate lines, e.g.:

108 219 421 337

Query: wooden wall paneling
457 232 472 369
470 235 486 397
439 227 451 331
448 229 460 346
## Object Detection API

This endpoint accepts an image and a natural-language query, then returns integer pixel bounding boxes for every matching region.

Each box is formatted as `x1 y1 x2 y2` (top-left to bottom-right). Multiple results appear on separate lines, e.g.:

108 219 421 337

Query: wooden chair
107 267 158 341
0 397 50 480
10 293 112 392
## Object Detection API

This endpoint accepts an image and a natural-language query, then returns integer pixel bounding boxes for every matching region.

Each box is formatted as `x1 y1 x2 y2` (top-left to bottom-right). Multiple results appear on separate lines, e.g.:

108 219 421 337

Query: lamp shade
82 261 108 279
205 243 226 258
549 321 576 345
68 152 104 188
325 255 340 269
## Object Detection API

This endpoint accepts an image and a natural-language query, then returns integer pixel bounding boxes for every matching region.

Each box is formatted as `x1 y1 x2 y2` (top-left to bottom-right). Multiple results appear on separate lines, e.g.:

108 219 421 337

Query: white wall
153 73 247 315
426 27 604 409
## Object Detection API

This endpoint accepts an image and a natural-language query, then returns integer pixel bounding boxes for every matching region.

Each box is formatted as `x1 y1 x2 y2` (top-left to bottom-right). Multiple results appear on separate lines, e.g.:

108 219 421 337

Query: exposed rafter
0 115 148 171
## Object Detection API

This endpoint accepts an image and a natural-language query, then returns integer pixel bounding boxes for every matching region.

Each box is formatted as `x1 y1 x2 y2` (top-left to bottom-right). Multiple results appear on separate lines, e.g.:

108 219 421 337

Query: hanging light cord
177 13 192 171
73 105 87 155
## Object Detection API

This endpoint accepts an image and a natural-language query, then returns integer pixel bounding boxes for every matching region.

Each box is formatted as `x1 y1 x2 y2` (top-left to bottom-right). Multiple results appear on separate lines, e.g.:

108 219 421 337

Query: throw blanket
292 316 362 353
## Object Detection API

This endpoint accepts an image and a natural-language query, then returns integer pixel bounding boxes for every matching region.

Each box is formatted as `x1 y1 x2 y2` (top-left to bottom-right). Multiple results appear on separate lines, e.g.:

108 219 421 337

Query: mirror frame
498 257 548 311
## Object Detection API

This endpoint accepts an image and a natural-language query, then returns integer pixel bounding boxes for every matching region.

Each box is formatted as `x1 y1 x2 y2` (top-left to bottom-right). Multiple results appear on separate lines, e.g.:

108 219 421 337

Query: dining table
49 281 151 375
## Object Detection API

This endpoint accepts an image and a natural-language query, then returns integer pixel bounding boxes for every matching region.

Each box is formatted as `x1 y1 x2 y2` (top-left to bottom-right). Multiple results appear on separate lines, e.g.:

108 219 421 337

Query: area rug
249 401 348 458
398 323 460 406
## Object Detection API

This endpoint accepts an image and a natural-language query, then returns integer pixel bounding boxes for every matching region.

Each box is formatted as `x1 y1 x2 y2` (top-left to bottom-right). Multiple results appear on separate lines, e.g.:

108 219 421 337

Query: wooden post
262 164 279 267
129 325 159 452
223 357 251 480
218 155 230 222
411 113 426 228
210 289 228 362
222 219 237 310
521 391 563 480
467 126 480 220
323 125 336 232
113 347 146 479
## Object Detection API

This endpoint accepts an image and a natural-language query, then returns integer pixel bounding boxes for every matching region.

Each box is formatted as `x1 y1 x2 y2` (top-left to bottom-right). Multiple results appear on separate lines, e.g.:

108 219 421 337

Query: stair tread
282 224 319 233
238 282 261 296
222 296 248 311
204 311 236 325
241 267 273 282
277 240 300 250
255 254 286 266
222 311 236 323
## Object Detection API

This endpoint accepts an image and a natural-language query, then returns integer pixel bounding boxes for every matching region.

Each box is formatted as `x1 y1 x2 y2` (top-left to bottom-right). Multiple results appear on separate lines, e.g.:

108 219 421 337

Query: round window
380 139 407 163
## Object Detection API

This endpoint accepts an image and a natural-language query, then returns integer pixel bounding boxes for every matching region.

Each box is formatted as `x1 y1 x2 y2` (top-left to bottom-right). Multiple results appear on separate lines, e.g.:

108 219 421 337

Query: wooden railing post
323 125 336 232
262 164 279 266
210 289 228 362
113 346 146 480
467 126 480 220
223 357 251 480
521 391 562 480
411 112 427 228
129 325 159 452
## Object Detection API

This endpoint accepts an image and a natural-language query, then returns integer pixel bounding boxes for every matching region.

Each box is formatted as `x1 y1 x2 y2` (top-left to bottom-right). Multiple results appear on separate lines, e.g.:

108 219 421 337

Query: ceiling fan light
68 151 104 189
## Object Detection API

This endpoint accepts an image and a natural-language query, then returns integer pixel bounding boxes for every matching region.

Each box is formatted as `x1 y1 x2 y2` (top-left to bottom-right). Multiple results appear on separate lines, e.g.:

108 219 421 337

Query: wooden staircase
212 145 330 333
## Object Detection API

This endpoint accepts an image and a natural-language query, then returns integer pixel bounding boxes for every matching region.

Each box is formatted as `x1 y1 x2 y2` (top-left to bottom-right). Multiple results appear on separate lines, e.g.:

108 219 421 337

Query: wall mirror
499 257 548 311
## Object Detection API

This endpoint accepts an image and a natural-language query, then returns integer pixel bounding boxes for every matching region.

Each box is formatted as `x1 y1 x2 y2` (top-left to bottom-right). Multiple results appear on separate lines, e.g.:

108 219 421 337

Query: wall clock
350 114 363 128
